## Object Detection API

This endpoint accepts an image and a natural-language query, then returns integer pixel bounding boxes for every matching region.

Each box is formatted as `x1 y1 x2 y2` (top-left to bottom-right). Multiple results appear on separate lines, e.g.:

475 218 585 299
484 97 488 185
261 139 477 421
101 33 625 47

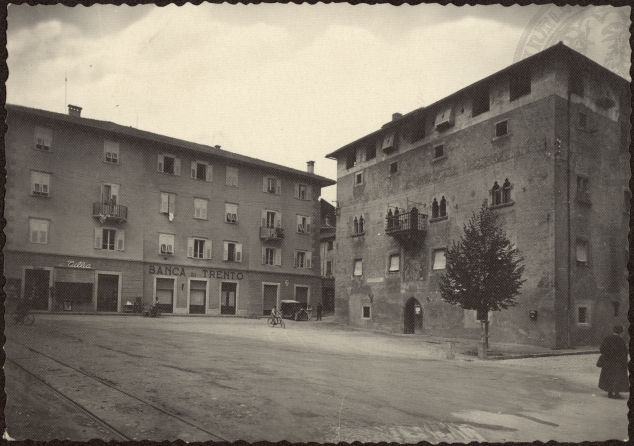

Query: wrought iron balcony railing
385 208 427 243
93 202 128 223
260 226 284 241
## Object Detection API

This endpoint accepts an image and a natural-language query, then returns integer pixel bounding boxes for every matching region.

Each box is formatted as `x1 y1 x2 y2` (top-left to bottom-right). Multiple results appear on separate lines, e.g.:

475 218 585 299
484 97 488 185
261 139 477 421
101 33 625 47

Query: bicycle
13 310 35 326
267 313 285 328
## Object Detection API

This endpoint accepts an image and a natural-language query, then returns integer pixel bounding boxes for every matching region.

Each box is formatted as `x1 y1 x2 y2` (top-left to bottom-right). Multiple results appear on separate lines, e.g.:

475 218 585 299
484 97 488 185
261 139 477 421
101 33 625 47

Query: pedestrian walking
597 325 629 399
316 302 323 321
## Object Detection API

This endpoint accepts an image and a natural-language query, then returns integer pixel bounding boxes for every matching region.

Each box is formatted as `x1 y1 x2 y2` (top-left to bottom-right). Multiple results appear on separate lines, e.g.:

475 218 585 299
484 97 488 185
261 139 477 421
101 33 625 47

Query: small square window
388 254 400 272
390 162 398 174
362 305 371 319
432 249 446 270
434 145 444 159
495 120 508 138
355 172 363 185
353 259 363 277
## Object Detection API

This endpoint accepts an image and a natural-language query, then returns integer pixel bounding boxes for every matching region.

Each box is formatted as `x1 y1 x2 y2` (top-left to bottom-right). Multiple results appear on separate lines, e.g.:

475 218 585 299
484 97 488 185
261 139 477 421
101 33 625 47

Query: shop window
31 171 51 197
160 192 176 218
188 238 211 259
353 259 363 276
225 166 239 187
576 239 589 264
432 249 446 270
509 68 531 101
104 140 120 164
295 250 312 269
159 233 175 255
225 203 238 223
191 161 213 182
193 198 208 220
362 305 371 319
495 120 509 138
388 254 400 272
158 154 180 175
34 126 53 151
472 83 490 117
29 218 49 244
223 241 243 262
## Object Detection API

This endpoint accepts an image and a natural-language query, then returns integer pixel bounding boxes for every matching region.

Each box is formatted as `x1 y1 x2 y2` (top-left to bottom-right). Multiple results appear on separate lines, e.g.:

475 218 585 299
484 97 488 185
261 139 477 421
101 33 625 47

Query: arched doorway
404 297 423 334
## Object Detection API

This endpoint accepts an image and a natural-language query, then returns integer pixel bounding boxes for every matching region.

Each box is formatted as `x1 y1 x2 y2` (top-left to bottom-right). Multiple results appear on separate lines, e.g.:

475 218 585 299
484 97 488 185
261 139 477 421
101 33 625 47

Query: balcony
93 202 128 224
385 207 427 245
260 226 284 241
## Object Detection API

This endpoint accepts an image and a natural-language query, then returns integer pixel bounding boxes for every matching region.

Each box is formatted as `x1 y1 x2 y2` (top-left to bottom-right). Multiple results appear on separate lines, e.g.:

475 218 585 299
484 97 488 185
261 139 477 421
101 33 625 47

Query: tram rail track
8 341 230 442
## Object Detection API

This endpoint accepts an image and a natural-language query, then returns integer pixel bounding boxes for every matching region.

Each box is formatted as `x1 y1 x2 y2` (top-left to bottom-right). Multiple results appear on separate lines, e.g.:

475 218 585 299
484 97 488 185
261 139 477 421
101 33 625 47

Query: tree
439 203 525 357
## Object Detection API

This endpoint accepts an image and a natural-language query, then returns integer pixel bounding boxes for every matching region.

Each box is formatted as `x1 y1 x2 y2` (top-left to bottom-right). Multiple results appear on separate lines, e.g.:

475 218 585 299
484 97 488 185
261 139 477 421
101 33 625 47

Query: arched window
502 178 512 203
359 215 364 233
387 208 393 229
393 208 400 228
491 181 501 206
432 198 439 219
440 196 447 217
353 217 359 234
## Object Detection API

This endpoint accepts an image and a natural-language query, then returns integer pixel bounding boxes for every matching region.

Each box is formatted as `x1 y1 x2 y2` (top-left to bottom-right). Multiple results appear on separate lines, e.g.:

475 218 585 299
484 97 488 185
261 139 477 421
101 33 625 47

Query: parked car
280 300 311 321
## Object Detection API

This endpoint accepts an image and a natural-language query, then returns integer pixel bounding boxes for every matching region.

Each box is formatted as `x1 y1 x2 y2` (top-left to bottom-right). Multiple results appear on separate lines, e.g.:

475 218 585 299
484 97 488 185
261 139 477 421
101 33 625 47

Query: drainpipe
565 86 572 348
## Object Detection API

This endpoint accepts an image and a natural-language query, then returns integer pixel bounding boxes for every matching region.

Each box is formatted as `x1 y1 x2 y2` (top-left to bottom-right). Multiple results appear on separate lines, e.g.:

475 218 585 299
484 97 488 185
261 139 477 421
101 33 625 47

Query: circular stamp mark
515 5 630 79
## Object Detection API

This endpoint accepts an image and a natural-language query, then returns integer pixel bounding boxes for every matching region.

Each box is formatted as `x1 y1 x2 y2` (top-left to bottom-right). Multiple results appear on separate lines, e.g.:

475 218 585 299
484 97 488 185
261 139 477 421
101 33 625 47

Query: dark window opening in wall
353 217 359 234
326 261 332 276
570 72 584 96
346 150 356 169
432 198 439 219
390 162 398 174
355 171 363 185
502 179 512 203
196 163 207 180
163 156 175 175
362 305 371 319
495 120 509 137
577 306 588 324
410 118 426 142
440 196 447 217
576 239 588 264
578 113 587 129
472 83 490 117
509 68 531 101
366 145 376 160
327 240 334 251
359 216 364 233
434 145 444 159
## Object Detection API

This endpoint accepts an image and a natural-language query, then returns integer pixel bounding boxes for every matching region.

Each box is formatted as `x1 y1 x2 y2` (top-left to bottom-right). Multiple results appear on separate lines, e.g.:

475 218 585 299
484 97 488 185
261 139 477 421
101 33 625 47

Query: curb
490 350 600 360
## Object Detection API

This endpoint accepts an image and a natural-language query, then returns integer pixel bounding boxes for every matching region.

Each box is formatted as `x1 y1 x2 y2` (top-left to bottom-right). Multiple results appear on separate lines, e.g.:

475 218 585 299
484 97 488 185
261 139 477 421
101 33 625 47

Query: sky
7 4 631 203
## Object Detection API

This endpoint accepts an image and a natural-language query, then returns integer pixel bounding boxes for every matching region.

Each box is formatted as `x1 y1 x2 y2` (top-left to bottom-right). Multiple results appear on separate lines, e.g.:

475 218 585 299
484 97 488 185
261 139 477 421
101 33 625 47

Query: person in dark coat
316 302 323 321
598 325 629 399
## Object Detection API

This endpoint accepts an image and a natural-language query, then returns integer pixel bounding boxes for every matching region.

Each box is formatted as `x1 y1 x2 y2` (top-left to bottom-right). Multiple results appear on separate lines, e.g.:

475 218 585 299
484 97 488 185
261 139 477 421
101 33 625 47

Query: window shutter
306 252 312 269
261 209 267 227
276 180 282 195
206 164 213 182
275 212 282 228
187 238 194 258
223 242 229 261
94 228 102 249
191 161 197 179
263 177 268 192
274 248 282 266
236 244 242 262
306 185 313 201
307 217 311 233
201 203 207 220
262 247 267 265
168 194 175 214
158 154 164 172
40 229 48 244
116 230 125 251
205 240 212 260
111 184 120 203
160 193 169 213
294 183 299 199
174 158 181 176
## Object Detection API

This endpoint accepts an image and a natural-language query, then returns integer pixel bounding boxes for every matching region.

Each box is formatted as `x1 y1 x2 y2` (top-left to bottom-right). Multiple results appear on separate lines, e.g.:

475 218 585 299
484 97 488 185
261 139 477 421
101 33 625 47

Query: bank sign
148 264 244 280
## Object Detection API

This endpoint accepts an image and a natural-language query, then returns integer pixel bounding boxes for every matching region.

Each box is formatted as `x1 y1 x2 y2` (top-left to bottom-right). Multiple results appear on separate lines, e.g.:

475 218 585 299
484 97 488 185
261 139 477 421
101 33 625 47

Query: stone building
325 43 630 347
5 104 335 316
319 199 336 314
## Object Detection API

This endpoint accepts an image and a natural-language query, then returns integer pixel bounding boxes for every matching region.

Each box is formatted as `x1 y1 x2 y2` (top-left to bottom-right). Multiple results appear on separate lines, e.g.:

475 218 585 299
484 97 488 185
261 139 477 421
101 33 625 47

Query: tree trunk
479 320 488 359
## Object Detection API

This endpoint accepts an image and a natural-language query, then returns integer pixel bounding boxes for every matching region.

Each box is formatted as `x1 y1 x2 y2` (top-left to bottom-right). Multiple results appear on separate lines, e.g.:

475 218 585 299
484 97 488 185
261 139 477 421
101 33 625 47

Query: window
262 247 281 266
193 198 208 220
440 196 447 218
432 249 446 270
31 171 50 196
326 260 332 276
352 215 365 235
362 305 371 319
353 259 363 276
188 238 211 259
102 183 119 205
509 68 531 101
160 192 176 218
495 120 509 138
295 250 312 269
223 241 243 262
390 162 398 174
410 117 426 142
432 198 439 219
345 150 356 169
472 83 490 117
576 239 588 264
159 233 175 255
491 180 513 206
366 145 376 160
433 145 444 159
355 171 364 185
104 141 120 164
297 215 311 233
388 254 400 272
577 306 589 325
502 179 512 203
225 203 238 223
296 183 311 200
327 240 334 251
191 161 212 182
29 218 49 244
158 154 180 175
381 133 396 152
34 126 53 151
263 210 278 228
263 177 281 194
225 166 239 187
94 228 124 251
576 176 590 203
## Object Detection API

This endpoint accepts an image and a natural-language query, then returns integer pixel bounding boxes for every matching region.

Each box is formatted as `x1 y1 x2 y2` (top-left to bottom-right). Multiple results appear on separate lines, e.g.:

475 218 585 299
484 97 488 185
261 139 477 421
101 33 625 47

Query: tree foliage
439 203 525 317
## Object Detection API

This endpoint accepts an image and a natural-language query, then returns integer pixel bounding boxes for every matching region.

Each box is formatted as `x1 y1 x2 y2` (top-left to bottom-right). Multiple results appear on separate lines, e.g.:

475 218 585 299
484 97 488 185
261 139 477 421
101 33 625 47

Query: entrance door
189 280 207 314
156 278 174 313
262 284 278 315
24 269 50 310
404 297 423 334
97 274 119 312
322 287 335 313
221 282 237 315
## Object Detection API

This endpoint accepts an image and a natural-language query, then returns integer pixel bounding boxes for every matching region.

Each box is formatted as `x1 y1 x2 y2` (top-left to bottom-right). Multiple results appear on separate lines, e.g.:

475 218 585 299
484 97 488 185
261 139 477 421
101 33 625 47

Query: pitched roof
7 103 336 187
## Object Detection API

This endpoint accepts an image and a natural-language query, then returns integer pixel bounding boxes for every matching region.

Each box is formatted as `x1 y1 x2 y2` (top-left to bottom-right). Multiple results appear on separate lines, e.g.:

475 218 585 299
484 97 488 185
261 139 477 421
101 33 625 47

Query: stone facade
326 43 629 347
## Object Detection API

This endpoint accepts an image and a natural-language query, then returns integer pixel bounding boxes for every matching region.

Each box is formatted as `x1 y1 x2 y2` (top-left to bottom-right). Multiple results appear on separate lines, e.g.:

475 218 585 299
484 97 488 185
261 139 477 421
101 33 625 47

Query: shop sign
148 264 244 280
65 260 93 269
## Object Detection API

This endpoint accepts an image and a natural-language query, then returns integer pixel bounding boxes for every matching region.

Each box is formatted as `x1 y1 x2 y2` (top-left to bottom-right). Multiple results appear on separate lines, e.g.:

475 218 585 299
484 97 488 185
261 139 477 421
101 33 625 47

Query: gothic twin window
353 215 365 235
431 196 447 219
491 179 513 206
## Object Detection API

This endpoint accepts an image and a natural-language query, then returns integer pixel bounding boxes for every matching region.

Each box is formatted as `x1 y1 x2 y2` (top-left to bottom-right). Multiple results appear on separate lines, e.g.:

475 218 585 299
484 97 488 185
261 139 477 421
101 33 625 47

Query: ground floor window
221 282 237 315
156 277 175 313
576 305 591 326
388 254 400 272
362 305 371 319
262 284 278 315
24 268 50 310
189 279 207 314
295 285 309 304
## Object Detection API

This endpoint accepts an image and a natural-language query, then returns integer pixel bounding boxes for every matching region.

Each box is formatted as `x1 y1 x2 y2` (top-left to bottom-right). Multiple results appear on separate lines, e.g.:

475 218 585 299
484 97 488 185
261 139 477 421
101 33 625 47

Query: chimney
68 104 82 117
392 112 402 121
307 161 315 174
214 145 221 150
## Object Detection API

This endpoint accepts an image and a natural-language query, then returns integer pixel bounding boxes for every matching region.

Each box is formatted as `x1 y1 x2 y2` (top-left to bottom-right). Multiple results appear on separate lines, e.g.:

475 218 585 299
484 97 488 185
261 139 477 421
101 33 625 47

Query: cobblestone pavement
4 314 628 442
